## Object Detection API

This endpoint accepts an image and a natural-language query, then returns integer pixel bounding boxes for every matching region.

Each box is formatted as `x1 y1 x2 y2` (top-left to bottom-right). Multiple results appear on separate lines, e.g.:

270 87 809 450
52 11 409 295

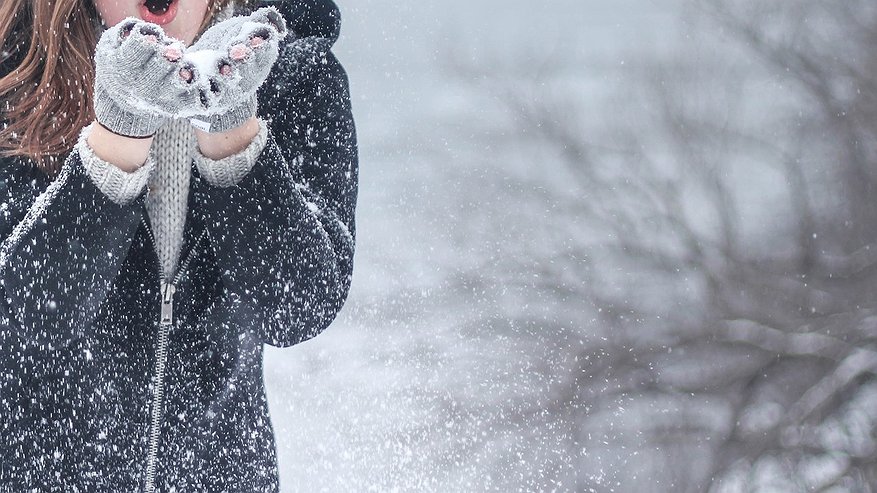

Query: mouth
139 0 178 26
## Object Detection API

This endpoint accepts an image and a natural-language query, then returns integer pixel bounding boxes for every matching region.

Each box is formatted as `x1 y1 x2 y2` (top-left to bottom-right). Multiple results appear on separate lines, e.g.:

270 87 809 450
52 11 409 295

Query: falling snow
2 0 877 492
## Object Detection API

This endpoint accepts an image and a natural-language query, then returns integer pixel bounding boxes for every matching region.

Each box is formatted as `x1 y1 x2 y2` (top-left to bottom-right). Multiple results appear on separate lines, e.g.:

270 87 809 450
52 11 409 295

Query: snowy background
264 1 877 491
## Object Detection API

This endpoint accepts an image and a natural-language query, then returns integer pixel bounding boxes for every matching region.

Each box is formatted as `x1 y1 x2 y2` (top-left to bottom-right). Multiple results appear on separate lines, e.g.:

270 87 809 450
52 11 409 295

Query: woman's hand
180 7 288 134
92 18 196 138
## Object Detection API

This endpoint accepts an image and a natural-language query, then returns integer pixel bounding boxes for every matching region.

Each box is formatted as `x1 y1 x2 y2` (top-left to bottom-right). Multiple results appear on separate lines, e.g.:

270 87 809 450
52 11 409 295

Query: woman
0 0 357 490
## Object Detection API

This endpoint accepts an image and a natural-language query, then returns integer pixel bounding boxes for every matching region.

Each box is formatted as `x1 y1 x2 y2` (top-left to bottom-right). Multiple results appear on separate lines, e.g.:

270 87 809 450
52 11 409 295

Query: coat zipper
140 215 207 493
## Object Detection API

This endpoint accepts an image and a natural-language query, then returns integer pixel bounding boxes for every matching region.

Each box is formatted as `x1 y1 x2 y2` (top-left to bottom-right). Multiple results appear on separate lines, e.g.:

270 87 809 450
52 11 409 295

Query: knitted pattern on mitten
93 19 198 137
180 7 288 133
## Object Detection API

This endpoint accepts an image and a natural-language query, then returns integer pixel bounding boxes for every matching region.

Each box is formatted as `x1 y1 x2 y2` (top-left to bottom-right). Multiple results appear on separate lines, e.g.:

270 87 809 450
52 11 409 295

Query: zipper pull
160 282 176 325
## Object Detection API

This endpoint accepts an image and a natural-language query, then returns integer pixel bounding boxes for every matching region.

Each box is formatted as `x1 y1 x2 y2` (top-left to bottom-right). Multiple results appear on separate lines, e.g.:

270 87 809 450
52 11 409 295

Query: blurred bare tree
433 0 877 491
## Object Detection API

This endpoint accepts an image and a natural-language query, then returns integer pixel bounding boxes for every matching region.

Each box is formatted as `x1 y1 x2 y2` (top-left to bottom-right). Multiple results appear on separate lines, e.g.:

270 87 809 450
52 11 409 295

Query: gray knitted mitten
179 7 288 133
93 19 197 137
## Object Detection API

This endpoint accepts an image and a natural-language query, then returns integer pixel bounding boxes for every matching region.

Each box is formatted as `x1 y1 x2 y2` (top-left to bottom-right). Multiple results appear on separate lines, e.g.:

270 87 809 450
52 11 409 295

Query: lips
139 0 178 26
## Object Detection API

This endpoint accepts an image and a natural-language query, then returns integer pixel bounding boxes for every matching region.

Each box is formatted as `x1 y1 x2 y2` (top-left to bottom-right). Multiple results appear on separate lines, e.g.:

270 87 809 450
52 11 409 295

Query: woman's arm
0 149 148 349
192 40 358 348
195 116 261 161
86 120 154 172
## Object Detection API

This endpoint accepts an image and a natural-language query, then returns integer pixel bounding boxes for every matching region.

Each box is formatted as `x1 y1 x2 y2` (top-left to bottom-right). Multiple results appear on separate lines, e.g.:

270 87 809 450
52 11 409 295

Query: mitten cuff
193 95 257 134
77 123 155 205
194 117 269 188
93 82 165 138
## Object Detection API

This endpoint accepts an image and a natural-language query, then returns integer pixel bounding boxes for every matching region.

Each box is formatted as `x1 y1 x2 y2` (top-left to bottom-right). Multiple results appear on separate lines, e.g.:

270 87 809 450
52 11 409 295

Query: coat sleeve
192 38 358 348
0 152 147 349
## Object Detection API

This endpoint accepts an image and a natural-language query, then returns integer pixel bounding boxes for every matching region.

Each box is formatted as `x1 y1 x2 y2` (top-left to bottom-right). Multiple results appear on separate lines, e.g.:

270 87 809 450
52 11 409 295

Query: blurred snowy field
263 1 685 491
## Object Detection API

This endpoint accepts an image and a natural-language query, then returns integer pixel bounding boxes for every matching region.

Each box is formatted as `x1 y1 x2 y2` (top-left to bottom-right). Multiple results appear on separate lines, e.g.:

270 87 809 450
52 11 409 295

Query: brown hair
0 0 237 177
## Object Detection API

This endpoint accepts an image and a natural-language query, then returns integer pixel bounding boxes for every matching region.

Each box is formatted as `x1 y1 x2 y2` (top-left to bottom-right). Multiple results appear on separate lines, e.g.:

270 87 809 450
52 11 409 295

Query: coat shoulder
251 0 342 43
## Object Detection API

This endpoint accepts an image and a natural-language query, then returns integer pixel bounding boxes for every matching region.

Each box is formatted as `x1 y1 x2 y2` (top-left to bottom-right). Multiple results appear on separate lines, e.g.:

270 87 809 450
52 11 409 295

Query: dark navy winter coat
0 0 357 490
